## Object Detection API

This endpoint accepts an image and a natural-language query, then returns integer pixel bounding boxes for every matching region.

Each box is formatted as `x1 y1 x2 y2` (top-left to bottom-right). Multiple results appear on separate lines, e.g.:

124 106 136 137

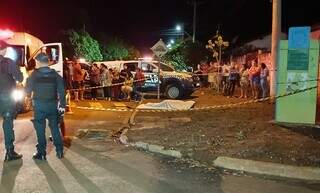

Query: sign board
287 49 309 70
151 39 168 57
287 27 311 71
288 27 310 49
276 26 319 124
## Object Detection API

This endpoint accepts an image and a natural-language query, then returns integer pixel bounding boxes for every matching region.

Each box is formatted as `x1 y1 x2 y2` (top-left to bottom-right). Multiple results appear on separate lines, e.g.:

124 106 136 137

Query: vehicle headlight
12 89 25 101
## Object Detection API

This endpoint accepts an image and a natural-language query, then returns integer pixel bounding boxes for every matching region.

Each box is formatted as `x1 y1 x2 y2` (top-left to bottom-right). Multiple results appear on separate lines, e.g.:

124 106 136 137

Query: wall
311 29 320 39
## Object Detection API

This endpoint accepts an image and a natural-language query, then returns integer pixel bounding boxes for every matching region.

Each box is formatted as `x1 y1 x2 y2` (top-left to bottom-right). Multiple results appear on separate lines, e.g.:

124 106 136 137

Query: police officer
0 40 23 161
25 53 65 160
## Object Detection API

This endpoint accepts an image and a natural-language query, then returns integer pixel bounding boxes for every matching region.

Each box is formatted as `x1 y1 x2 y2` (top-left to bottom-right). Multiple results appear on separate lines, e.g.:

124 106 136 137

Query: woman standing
221 63 230 95
207 62 216 90
239 64 250 98
260 63 269 99
112 70 121 101
100 63 113 101
89 63 101 100
248 60 261 99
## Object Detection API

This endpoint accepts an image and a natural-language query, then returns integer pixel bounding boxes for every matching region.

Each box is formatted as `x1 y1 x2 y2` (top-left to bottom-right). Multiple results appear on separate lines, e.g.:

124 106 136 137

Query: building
244 32 287 51
311 24 320 39
232 24 319 67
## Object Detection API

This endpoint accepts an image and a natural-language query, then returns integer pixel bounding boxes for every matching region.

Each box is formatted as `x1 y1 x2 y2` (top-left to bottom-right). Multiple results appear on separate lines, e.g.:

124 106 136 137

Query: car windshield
153 62 174 72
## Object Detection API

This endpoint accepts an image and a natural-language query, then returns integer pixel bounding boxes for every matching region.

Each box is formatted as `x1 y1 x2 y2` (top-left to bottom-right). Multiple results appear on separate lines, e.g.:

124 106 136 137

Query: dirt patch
128 89 320 167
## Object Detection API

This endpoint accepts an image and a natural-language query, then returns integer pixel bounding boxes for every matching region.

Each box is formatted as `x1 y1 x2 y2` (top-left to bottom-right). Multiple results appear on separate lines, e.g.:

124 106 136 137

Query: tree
101 37 140 61
65 29 103 62
162 39 210 71
206 31 229 64
127 46 141 60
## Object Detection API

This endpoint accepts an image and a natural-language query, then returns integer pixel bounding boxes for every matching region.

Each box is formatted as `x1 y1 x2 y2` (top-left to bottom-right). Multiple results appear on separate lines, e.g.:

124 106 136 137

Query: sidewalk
128 89 320 168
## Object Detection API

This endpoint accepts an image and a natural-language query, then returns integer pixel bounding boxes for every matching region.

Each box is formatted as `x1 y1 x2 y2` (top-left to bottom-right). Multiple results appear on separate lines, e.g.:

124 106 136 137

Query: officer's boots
4 148 23 162
56 151 64 159
33 152 46 161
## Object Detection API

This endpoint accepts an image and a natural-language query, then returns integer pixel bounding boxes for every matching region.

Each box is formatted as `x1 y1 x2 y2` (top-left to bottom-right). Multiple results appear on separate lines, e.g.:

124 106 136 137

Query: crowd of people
63 59 145 102
195 59 270 99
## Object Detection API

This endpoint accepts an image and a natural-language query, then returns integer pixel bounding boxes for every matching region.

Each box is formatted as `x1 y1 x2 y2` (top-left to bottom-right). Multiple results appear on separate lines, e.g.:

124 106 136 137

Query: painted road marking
113 102 128 109
89 102 104 109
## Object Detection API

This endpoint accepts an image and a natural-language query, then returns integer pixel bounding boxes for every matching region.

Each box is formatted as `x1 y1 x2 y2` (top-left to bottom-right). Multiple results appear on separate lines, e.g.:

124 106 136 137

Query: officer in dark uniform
25 53 65 160
0 40 24 161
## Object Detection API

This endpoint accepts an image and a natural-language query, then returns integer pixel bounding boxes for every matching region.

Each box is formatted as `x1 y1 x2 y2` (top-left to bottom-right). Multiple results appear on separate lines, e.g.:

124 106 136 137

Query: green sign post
276 27 319 124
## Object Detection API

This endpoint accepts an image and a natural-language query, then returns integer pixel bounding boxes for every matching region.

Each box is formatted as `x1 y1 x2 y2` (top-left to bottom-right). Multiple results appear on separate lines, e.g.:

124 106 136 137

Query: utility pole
188 0 204 43
192 1 197 43
270 0 281 97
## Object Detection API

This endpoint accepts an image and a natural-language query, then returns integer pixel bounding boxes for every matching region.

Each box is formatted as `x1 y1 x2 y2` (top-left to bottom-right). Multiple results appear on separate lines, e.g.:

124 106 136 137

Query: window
124 62 138 72
27 45 61 71
4 45 25 67
141 62 155 73
43 46 60 66
153 62 174 72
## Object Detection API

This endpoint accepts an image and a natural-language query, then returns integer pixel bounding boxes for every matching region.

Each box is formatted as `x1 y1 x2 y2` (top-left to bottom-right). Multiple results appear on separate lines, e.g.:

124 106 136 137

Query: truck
95 59 197 99
0 29 63 112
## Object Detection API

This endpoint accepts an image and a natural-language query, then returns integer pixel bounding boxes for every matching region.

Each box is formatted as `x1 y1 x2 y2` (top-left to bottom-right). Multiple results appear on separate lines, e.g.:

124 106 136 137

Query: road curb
130 141 182 158
213 156 320 181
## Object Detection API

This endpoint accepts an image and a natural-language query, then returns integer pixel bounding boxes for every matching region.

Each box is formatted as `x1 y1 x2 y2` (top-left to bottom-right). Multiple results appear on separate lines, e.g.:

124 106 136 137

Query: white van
1 30 63 111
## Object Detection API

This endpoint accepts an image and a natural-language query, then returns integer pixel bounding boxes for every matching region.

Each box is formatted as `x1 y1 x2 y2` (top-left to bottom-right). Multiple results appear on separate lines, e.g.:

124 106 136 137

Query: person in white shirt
221 63 230 95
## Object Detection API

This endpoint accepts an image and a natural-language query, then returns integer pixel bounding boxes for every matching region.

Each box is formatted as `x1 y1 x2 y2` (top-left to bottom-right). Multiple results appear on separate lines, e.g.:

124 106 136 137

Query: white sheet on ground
137 100 195 110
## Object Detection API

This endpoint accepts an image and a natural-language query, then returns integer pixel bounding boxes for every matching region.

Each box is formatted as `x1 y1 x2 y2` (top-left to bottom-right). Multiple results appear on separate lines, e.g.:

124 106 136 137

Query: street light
175 24 192 41
170 39 175 44
176 25 182 31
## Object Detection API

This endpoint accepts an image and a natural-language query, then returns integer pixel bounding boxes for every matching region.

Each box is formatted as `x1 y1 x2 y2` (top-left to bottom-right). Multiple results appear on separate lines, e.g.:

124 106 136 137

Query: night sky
0 0 319 54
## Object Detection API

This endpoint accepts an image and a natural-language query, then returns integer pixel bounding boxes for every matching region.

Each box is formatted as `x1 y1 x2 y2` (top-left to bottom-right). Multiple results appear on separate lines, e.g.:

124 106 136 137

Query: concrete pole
192 1 197 43
270 0 281 97
158 57 161 99
219 45 222 65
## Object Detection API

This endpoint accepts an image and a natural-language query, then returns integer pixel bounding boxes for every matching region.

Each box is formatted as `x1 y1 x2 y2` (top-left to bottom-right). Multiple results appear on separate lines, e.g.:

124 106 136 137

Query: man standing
26 53 65 160
0 40 23 161
72 60 85 101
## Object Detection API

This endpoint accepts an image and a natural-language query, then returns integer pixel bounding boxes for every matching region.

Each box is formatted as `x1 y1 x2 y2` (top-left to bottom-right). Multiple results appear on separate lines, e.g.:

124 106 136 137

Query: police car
96 59 196 99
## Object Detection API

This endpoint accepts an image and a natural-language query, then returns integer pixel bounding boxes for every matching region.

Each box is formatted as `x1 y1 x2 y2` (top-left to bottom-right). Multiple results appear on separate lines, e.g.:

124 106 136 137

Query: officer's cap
35 53 49 64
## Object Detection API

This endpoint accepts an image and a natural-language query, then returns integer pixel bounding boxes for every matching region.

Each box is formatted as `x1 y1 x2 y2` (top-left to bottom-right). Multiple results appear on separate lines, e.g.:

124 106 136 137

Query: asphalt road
0 100 319 193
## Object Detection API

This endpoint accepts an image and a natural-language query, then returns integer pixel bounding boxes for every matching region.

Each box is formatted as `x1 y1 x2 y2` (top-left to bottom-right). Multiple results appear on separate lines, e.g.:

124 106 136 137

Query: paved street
0 100 319 193
1 0 319 191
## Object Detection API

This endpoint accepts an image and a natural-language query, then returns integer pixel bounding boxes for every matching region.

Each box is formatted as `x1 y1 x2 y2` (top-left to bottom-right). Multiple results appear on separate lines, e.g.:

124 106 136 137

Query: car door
139 62 159 92
27 43 63 76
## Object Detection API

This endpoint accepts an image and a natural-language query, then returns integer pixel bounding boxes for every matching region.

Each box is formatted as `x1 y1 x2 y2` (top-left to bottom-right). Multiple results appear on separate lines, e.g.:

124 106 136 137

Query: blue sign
288 27 311 49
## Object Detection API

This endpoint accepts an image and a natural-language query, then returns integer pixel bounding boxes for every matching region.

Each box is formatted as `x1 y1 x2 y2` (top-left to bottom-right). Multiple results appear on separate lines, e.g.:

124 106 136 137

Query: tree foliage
162 39 210 71
66 29 103 62
206 32 229 64
101 37 140 61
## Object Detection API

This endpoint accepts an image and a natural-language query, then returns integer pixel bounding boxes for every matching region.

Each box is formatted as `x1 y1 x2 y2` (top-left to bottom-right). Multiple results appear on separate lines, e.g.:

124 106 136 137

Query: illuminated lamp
0 29 14 40
142 57 153 61
78 58 86 63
